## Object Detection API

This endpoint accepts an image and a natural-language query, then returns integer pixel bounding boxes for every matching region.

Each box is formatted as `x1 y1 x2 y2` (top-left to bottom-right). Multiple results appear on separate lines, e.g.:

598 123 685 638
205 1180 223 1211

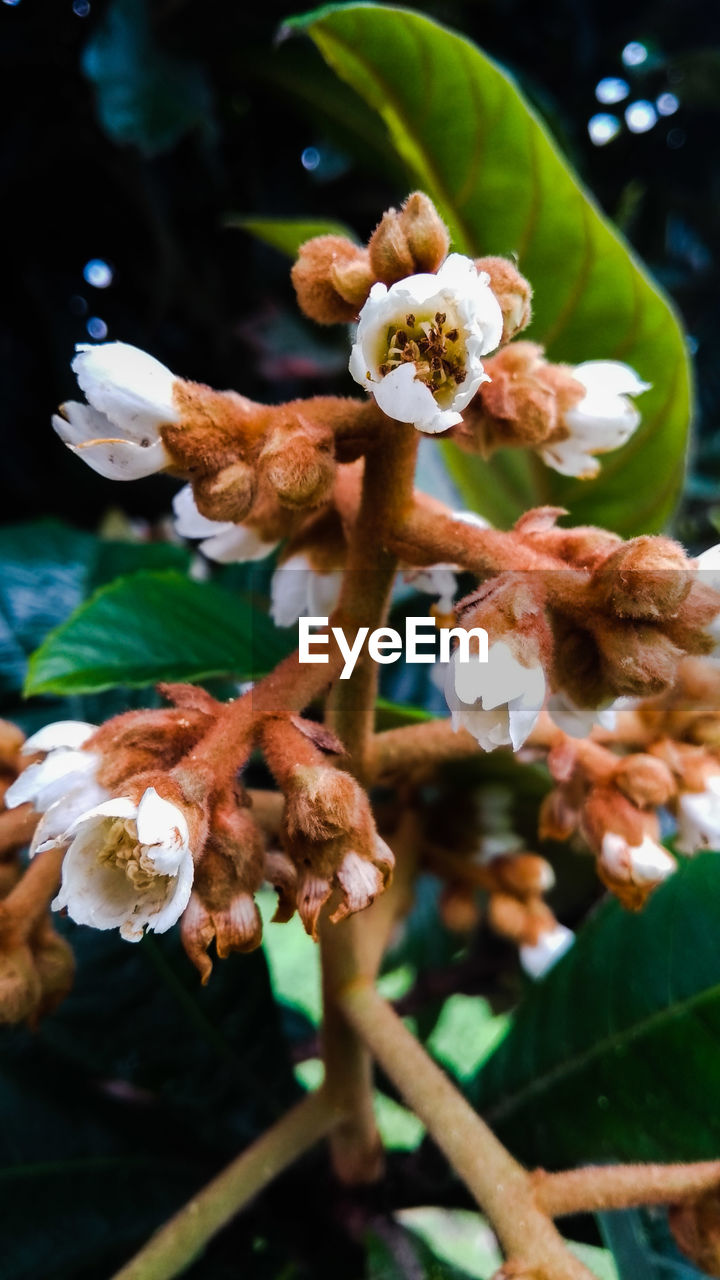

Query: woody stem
321 421 418 1184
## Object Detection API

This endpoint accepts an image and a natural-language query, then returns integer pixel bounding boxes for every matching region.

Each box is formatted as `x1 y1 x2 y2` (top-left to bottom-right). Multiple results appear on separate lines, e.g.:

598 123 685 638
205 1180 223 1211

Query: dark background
2 0 719 539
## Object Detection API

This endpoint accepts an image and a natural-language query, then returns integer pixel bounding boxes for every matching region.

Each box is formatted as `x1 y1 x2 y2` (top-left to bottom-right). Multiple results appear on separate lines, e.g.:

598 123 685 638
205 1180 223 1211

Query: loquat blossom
675 776 720 854
600 830 676 889
5 721 107 844
53 788 195 942
52 341 179 479
520 923 574 980
540 361 650 479
444 640 545 752
270 553 344 629
173 484 278 563
349 254 503 434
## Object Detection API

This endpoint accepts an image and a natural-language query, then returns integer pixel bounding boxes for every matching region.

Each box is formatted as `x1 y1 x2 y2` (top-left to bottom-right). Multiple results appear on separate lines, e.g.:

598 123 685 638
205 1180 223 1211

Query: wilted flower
520 923 574 980
271 552 344 628
173 484 278 563
5 721 106 844
349 254 503 434
675 776 720 854
599 830 676 905
52 341 179 479
540 361 650 478
444 640 545 752
546 690 621 738
53 788 195 942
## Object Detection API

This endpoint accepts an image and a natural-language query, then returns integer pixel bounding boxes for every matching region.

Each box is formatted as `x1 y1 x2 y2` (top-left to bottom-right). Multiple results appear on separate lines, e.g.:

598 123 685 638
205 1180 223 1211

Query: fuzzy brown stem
533 1161 720 1218
339 981 594 1278
0 844 64 944
0 804 38 855
111 1090 338 1280
321 422 419 1184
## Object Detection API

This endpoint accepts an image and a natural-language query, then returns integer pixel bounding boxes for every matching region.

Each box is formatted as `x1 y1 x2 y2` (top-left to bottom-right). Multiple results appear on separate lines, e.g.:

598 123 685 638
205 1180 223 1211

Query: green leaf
374 697 434 730
0 521 188 701
291 3 691 535
470 855 720 1168
227 215 356 257
25 570 293 696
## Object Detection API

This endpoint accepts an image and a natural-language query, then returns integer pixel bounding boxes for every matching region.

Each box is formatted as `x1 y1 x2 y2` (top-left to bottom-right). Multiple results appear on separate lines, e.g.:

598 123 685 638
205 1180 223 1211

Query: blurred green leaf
25 570 293 696
228 215 356 256
0 522 188 700
82 0 214 156
0 926 295 1279
291 3 691 535
471 855 720 1167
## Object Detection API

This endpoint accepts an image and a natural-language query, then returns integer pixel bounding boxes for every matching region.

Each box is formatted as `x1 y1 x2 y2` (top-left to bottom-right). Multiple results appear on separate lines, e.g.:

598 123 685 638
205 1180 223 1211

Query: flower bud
669 1190 720 1276
192 460 257 524
538 789 578 842
598 830 676 910
489 853 555 899
592 536 692 620
292 235 374 324
596 622 684 698
439 883 481 933
0 943 42 1025
259 420 335 509
398 192 450 273
582 784 645 853
613 754 675 808
474 256 532 343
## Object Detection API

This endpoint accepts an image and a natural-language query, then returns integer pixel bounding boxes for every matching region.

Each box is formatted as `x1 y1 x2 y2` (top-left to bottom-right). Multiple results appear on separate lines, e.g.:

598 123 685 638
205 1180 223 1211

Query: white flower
540 361 650 479
520 924 574 980
547 691 622 738
53 787 194 942
600 831 676 886
444 640 545 752
270 553 344 628
675 777 720 854
6 721 100 816
52 341 180 479
172 485 278 563
349 254 503 435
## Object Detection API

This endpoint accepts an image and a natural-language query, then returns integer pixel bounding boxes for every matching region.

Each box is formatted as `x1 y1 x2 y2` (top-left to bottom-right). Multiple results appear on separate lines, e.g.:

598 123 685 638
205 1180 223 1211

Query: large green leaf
25 570 293 695
227 215 356 257
289 4 691 535
470 855 720 1168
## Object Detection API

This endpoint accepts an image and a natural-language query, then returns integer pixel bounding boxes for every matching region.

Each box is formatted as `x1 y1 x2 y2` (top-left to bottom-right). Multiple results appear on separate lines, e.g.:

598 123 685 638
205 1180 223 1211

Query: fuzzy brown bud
292 235 373 324
259 420 335 509
669 1190 720 1276
538 789 578 842
613 754 676 808
368 193 449 283
192 460 256 524
475 256 533 343
596 620 684 698
32 920 75 1018
489 853 555 899
592 536 693 621
0 943 42 1025
488 893 556 946
440 883 480 933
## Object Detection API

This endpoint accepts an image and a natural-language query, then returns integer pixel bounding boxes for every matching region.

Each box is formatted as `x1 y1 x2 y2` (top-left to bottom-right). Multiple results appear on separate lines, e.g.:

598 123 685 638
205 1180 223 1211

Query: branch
338 980 595 1279
532 1161 720 1218
111 1090 339 1280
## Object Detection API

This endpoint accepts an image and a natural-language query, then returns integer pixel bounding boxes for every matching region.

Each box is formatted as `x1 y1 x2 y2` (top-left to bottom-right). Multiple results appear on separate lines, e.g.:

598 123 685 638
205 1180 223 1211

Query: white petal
5 749 98 812
173 485 230 539
22 721 97 755
453 510 491 529
373 363 462 434
68 436 171 480
572 360 651 397
72 341 179 437
52 403 117 447
408 565 458 609
270 555 313 628
307 569 344 619
520 925 574 979
136 787 189 850
200 525 279 564
149 851 194 933
539 441 600 479
31 779 110 855
547 692 617 738
69 795 137 832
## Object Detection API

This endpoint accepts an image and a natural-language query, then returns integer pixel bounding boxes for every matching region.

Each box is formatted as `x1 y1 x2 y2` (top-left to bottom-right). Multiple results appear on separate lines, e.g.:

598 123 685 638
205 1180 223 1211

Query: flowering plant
3 5 720 1279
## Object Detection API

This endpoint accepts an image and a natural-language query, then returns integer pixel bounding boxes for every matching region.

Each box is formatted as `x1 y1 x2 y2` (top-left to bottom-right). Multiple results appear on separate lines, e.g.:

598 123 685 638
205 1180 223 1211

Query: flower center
99 818 171 893
379 312 467 397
